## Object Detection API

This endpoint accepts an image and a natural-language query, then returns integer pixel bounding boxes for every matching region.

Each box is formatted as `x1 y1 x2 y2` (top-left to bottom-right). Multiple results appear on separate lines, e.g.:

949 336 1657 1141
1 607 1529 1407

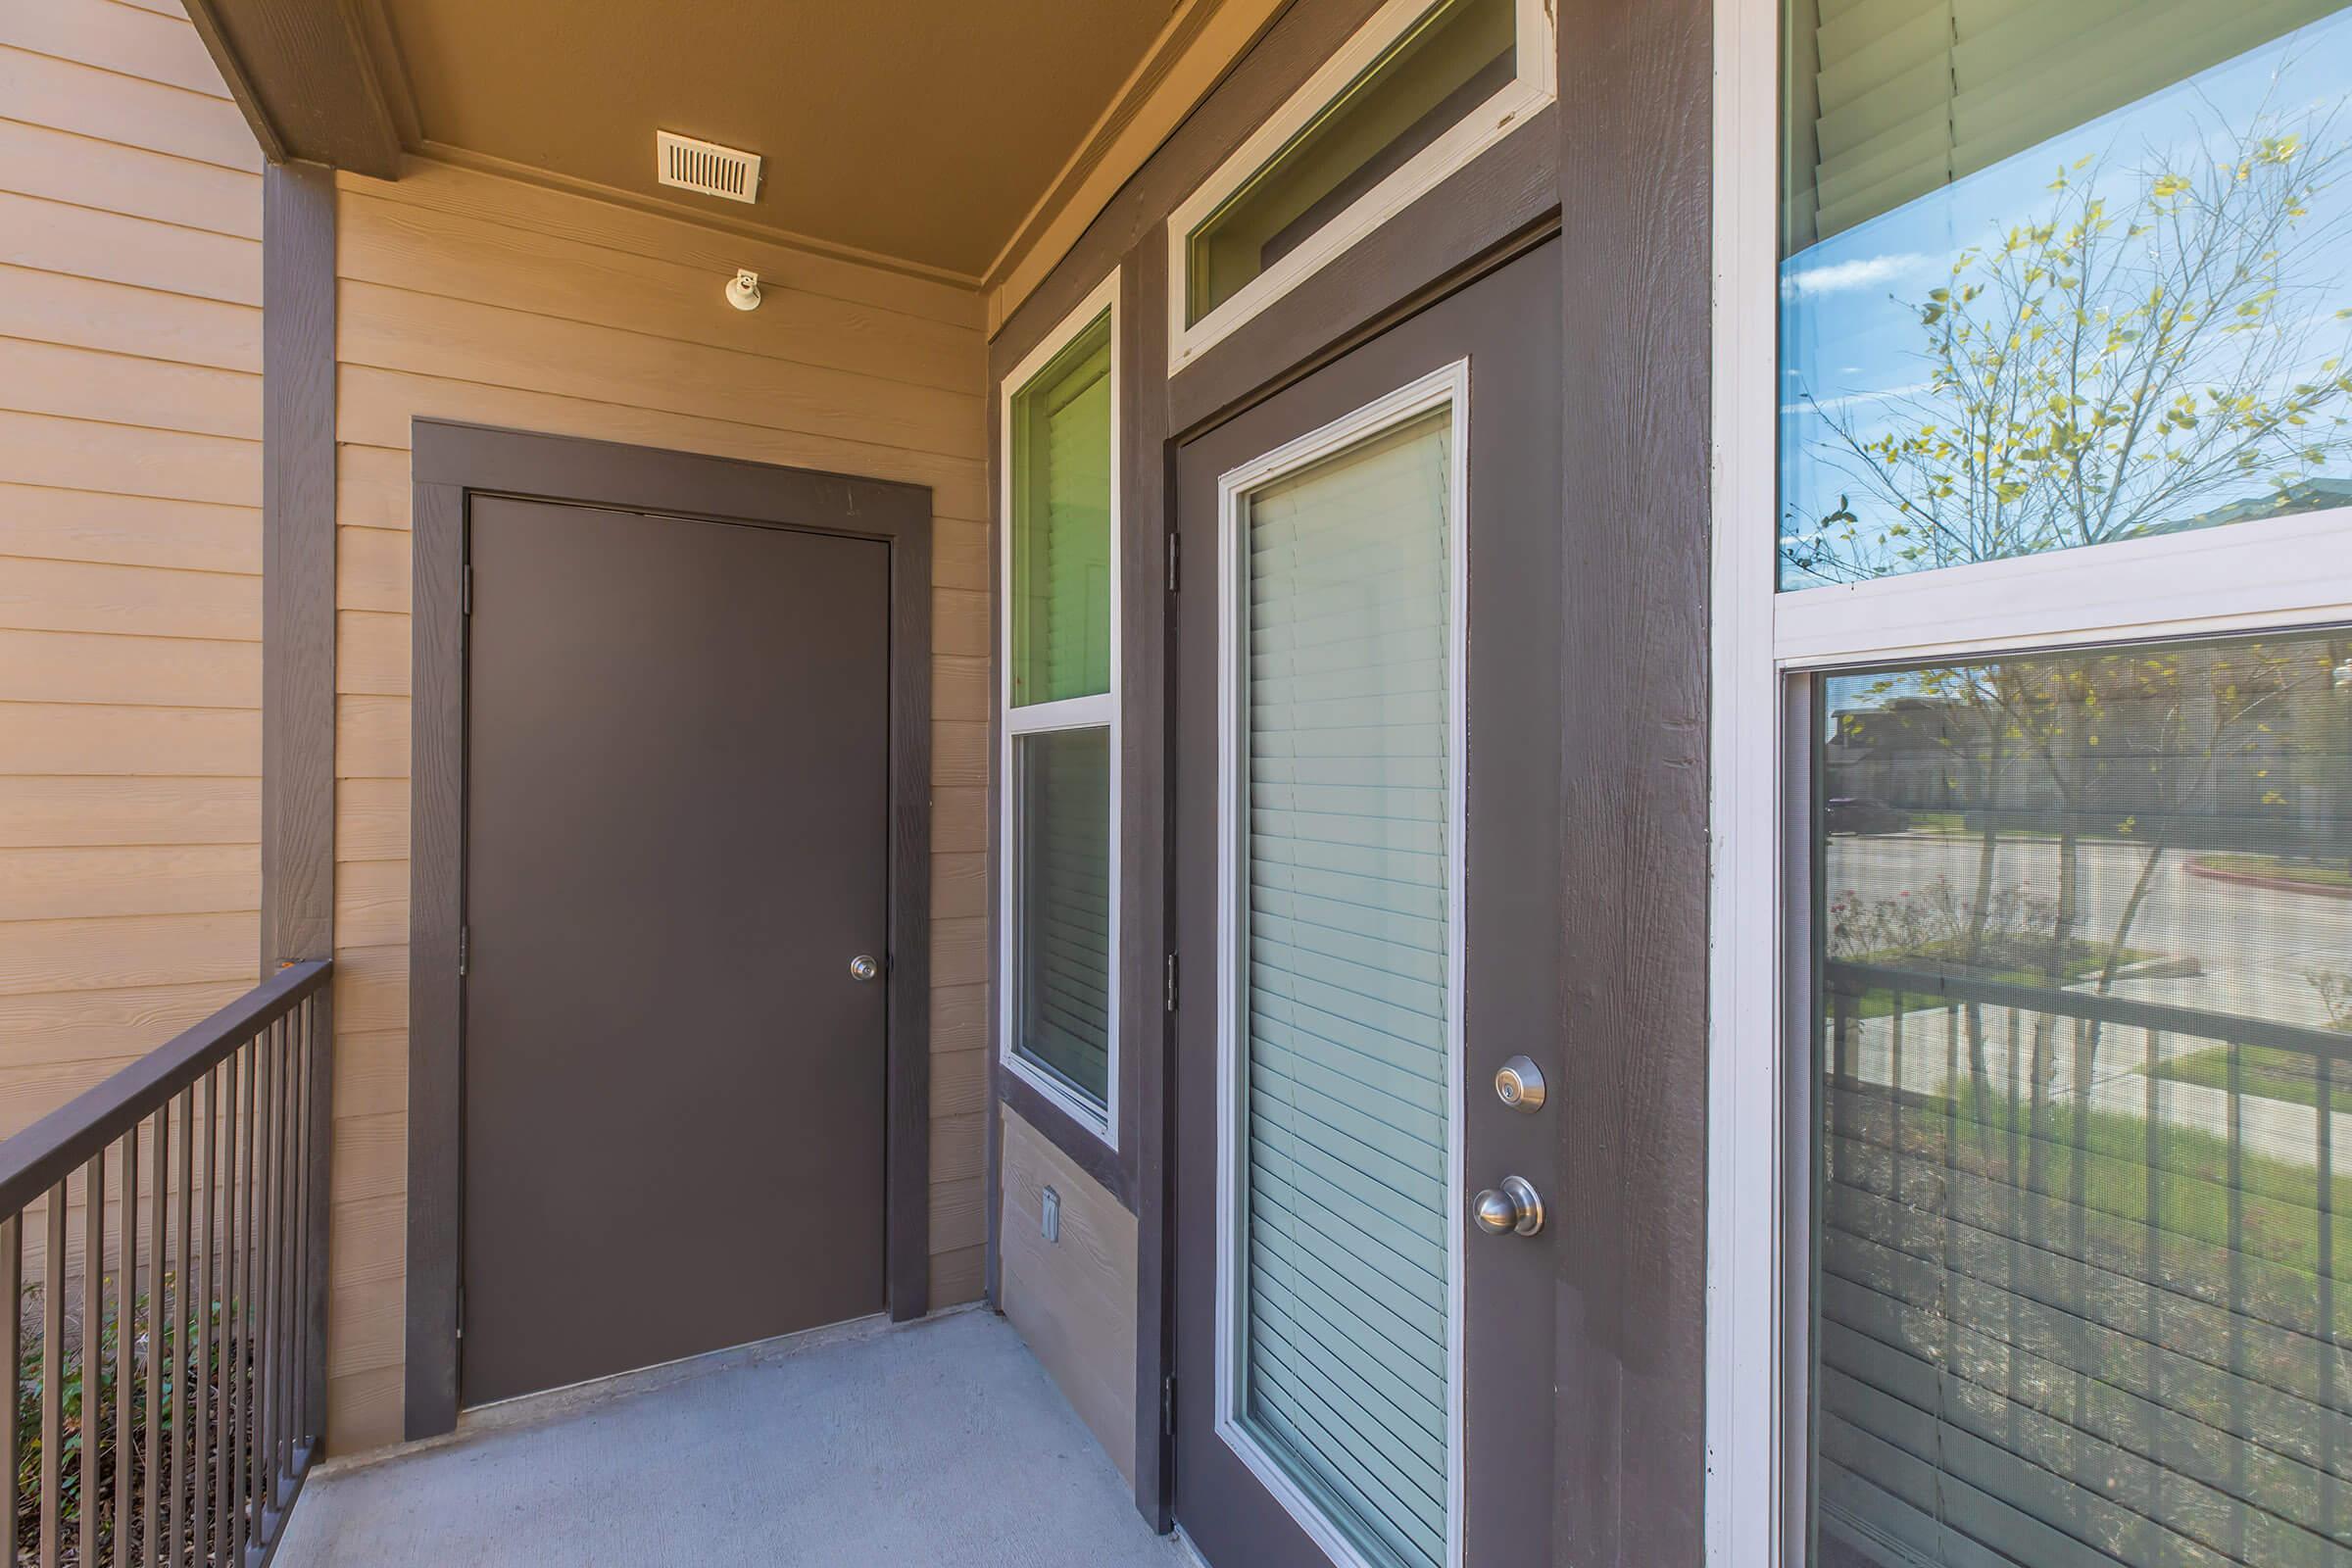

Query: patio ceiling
186 0 1201 282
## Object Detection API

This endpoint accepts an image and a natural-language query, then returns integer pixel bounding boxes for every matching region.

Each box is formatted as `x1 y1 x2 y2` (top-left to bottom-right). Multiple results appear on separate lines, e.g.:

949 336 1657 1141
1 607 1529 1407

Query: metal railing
1821 958 2349 1564
0 961 332 1567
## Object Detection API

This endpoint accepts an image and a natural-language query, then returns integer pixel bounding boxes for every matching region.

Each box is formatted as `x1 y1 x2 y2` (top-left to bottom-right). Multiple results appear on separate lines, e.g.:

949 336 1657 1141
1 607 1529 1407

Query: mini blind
1015 727 1111 1102
1794 0 2343 242
1011 318 1112 706
1238 410 1453 1568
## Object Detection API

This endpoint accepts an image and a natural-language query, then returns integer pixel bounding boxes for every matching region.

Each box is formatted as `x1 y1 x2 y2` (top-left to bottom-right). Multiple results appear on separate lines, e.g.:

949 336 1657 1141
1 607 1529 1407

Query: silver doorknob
849 954 881 982
1471 1175 1544 1237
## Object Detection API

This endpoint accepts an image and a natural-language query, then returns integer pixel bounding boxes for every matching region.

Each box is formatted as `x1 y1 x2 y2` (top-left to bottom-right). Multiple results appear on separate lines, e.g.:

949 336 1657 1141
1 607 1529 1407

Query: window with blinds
1812 633 2352 1568
1788 0 2344 246
1015 727 1111 1102
1231 409 1455 1568
1004 298 1117 1123
1778 2 2352 588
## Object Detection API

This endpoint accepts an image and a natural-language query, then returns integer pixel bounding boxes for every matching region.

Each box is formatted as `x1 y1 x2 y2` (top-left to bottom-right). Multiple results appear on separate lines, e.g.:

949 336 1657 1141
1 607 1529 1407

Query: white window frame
1165 0 1555 374
1211 361 1471 1568
998 272 1122 1147
1704 2 2352 1563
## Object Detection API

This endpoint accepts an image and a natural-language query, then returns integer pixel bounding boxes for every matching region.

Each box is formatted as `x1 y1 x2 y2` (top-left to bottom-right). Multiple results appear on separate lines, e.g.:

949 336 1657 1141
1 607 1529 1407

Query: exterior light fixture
725 269 762 312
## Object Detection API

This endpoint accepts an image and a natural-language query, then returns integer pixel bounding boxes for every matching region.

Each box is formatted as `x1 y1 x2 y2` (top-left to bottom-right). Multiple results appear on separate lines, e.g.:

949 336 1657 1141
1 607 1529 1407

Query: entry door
1172 241 1562 1568
461 497 890 1407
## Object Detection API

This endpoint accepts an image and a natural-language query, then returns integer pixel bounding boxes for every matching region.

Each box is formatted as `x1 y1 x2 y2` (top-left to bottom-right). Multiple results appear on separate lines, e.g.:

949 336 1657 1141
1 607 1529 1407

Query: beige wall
0 3 263 1129
999 1105 1138 1485
321 160 993 1452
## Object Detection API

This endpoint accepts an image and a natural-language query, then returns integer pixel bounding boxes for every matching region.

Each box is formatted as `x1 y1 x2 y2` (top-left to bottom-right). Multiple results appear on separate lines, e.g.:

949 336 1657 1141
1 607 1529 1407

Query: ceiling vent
656 131 761 204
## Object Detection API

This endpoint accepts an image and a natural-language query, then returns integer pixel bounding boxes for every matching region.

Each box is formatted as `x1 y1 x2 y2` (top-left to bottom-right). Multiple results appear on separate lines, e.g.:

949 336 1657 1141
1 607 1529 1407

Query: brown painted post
259 160 337 979
1551 0 1715 1561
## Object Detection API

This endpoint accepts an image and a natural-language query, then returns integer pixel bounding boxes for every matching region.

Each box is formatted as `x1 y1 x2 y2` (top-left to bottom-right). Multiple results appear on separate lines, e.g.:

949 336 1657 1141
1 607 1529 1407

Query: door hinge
1164 953 1178 1012
463 563 474 614
1166 533 1180 593
457 925 468 977
1161 1373 1177 1435
456 1285 465 1341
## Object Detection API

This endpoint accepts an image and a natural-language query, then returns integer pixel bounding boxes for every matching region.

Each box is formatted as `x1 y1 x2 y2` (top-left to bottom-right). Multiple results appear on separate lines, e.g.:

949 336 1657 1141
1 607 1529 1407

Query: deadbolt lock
849 954 881 982
1494 1055 1546 1112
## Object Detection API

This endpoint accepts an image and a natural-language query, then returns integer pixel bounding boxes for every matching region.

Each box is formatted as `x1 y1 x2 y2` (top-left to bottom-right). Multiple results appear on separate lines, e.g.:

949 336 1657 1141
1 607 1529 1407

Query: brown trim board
182 0 404 178
403 422 934 1441
1551 0 1714 1559
261 160 337 973
1122 225 1177 1536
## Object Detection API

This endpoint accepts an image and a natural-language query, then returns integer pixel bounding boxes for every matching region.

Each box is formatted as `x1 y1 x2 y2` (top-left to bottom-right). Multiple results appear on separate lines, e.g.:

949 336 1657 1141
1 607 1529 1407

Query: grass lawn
2137 1042 2352 1116
1901 1078 2352 1286
2196 852 2352 891
1900 811 2064 840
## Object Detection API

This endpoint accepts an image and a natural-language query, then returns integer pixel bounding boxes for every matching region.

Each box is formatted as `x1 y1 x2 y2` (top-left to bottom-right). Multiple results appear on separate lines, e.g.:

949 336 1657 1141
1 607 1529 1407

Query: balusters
145 1107 166 1567
218 1047 241 1565
192 1069 214 1568
114 1124 135 1568
2318 1047 2337 1551
0 965 328 1567
1 1214 18 1565
40 1182 63 1568
253 1029 276 1537
171 1087 190 1568
80 1155 101 1568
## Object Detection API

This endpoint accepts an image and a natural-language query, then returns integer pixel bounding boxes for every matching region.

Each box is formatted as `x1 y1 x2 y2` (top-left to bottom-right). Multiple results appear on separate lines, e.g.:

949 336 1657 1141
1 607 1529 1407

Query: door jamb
402 419 934 1441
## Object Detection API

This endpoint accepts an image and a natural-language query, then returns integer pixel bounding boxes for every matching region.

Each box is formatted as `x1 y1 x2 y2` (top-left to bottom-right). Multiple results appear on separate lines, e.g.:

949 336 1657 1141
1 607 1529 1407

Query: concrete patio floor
274 1306 1192 1567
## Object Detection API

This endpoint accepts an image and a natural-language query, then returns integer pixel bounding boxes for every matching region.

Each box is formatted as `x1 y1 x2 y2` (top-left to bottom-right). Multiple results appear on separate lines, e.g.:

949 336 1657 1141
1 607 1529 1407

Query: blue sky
1779 9 2352 587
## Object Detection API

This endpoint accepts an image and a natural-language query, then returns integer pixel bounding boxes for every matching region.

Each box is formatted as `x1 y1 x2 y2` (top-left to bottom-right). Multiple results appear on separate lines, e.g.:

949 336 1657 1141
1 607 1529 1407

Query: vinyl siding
322 159 992 1454
0 0 263 1208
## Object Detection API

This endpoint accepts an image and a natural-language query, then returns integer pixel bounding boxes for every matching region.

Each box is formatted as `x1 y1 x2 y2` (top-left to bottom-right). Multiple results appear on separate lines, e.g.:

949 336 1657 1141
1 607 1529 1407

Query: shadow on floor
275 1307 1191 1567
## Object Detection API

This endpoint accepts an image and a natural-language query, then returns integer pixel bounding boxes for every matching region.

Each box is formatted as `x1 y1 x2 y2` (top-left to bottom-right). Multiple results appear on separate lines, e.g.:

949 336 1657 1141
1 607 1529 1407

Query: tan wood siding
0 0 262 1192
323 160 991 1454
999 1105 1140 1485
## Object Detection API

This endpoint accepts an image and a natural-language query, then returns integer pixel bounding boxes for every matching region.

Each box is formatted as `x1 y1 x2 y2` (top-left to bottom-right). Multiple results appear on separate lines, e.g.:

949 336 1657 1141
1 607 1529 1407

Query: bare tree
1787 93 2352 582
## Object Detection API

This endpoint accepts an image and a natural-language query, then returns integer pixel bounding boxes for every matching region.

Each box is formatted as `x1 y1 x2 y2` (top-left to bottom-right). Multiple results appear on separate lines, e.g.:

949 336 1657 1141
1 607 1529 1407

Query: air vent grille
656 131 760 204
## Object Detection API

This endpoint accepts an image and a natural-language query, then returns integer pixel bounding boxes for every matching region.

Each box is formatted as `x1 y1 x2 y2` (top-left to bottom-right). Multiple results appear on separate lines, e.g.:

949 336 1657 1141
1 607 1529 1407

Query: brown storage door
461 496 890 1407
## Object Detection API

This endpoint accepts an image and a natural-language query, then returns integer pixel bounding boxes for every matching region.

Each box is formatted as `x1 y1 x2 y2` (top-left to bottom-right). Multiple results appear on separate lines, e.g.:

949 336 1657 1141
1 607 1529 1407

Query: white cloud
1781 252 1933 298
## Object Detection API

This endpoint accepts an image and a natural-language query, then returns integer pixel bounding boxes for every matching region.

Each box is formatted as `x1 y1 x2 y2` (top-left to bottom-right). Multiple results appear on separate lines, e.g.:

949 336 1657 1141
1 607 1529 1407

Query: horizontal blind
1016 726 1111 1102
1240 410 1452 1568
1804 0 2343 239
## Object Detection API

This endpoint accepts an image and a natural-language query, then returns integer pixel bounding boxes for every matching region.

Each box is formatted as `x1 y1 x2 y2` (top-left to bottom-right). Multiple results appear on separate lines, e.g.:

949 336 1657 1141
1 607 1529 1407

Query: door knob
1471 1175 1544 1237
849 954 881 982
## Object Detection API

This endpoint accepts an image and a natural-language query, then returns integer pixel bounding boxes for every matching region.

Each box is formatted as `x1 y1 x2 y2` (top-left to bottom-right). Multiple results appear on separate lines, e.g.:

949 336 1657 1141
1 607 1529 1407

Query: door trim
402 419 934 1442
1209 362 1470 1568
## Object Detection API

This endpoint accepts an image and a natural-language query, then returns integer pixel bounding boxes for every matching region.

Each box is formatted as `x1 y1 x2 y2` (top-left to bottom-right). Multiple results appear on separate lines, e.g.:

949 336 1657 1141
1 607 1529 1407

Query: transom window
1000 278 1121 1139
1166 0 1554 371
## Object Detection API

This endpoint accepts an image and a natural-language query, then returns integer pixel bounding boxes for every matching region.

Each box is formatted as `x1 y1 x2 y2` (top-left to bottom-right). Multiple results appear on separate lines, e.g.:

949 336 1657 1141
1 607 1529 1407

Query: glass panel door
1170 240 1561 1568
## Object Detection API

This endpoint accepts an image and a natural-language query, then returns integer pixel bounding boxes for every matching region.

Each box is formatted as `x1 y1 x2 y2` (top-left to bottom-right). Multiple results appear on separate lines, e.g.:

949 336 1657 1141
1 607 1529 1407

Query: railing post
303 987 334 1451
